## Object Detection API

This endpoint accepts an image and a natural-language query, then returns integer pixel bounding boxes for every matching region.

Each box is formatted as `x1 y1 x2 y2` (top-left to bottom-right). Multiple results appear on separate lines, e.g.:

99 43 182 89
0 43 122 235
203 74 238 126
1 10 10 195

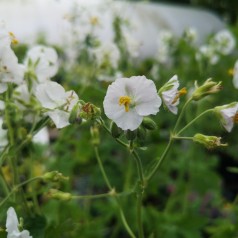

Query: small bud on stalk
192 78 222 101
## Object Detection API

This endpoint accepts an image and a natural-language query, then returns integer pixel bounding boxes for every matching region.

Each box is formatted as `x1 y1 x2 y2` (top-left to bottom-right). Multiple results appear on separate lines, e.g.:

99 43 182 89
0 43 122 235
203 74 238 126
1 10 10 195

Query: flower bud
79 103 101 120
110 121 123 138
42 171 69 183
48 189 72 201
137 126 147 141
142 117 157 130
191 78 222 101
126 129 137 141
69 104 79 124
193 133 227 149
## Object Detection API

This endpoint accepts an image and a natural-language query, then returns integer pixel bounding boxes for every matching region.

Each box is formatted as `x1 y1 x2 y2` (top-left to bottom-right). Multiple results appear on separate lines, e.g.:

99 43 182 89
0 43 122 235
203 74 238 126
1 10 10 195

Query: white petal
0 83 7 93
46 110 70 129
114 109 143 131
6 207 19 234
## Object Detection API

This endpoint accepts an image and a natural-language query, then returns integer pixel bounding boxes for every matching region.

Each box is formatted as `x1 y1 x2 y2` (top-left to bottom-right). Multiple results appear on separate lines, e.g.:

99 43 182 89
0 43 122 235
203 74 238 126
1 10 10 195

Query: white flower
214 102 238 132
35 81 79 128
232 60 238 89
0 117 8 149
160 75 186 115
157 31 173 64
6 207 32 238
183 27 197 44
0 46 25 93
213 29 236 55
0 21 18 48
24 45 59 82
92 42 120 69
103 76 161 131
196 45 219 65
123 31 141 58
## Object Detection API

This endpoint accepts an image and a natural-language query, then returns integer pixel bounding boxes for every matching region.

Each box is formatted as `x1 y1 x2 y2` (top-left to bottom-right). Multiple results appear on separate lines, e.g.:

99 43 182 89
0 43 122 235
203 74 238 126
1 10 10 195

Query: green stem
146 138 174 182
137 194 144 238
173 98 192 133
0 168 10 196
72 192 112 200
131 150 144 238
132 150 144 184
99 118 128 148
93 145 136 238
0 176 42 208
172 136 193 141
177 109 213 136
94 146 112 190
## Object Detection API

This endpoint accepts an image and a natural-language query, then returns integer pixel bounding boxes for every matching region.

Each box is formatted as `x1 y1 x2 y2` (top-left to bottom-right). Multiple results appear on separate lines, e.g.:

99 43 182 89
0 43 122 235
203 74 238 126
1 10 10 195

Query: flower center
172 87 187 104
119 96 131 112
233 113 238 123
228 68 234 76
8 32 18 45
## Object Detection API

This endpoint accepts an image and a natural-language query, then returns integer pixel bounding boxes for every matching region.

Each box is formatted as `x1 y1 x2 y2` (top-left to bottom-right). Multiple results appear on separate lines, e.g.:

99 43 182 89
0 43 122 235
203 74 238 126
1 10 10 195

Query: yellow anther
119 96 131 112
228 68 234 76
90 16 99 26
9 31 18 45
172 87 187 104
233 113 238 123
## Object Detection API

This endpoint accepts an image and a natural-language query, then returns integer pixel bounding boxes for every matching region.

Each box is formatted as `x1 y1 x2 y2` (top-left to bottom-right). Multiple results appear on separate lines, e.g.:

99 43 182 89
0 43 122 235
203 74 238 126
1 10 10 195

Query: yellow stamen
119 96 131 112
228 68 234 76
9 31 19 45
233 113 238 123
172 87 187 104
90 16 99 26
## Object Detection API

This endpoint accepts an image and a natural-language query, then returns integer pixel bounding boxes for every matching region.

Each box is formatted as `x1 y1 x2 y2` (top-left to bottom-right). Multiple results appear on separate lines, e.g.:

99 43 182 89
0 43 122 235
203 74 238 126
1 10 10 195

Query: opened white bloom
24 45 59 82
196 45 219 65
159 75 186 114
0 21 18 48
231 60 238 89
103 76 161 131
214 102 238 132
213 29 236 55
35 81 79 128
6 207 32 238
92 42 120 69
0 46 25 93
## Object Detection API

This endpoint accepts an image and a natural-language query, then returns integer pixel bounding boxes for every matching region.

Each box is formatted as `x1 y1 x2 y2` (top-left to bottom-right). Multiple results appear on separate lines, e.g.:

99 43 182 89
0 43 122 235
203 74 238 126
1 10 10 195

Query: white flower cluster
0 22 80 130
196 29 236 65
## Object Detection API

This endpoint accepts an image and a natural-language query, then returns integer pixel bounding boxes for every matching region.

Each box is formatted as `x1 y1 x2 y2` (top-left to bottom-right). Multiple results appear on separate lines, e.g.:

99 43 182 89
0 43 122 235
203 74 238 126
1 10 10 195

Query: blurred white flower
92 42 120 69
6 207 32 238
123 31 141 58
232 60 238 89
97 71 123 82
103 76 161 131
159 75 186 115
0 46 25 93
157 31 174 64
0 117 8 149
196 45 219 65
214 102 238 132
183 27 197 44
35 81 79 128
213 29 236 55
0 21 18 48
24 45 59 82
